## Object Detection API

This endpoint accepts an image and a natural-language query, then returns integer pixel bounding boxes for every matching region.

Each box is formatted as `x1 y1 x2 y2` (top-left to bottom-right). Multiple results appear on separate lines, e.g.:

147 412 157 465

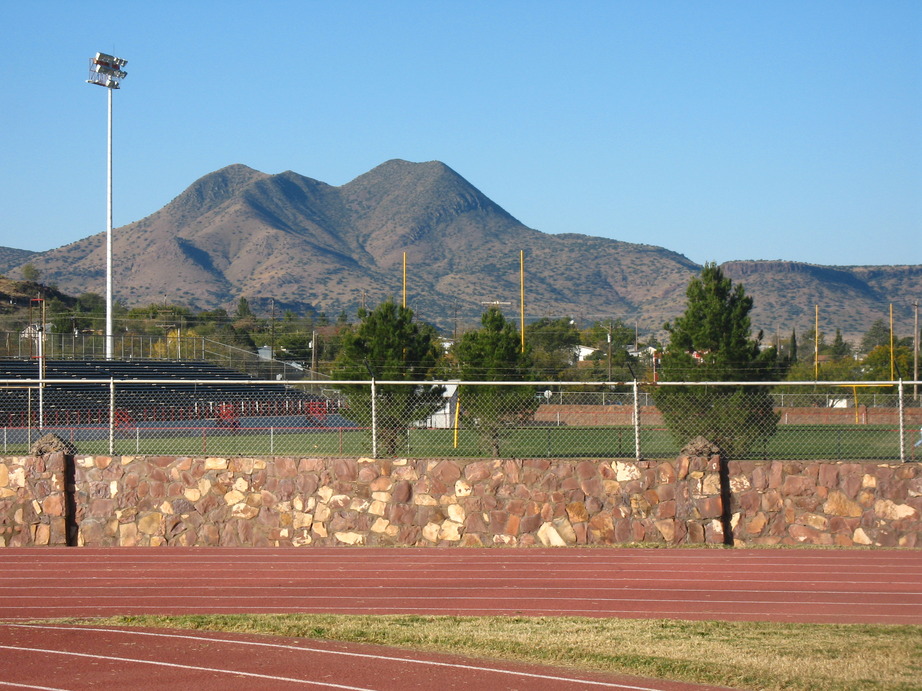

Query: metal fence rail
2 378 919 462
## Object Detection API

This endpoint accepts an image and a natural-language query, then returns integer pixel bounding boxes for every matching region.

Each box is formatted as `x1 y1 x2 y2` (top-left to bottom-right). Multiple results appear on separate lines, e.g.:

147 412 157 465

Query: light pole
86 52 128 360
607 320 613 382
913 300 919 401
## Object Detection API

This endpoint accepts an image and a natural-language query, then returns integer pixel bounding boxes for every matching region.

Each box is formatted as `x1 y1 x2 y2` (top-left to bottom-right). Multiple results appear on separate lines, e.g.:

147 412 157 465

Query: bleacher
0 358 330 428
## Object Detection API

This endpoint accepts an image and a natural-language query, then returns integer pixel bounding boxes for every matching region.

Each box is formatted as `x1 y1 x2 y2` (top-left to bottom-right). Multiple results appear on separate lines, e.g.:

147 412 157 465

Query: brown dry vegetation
85 614 921 691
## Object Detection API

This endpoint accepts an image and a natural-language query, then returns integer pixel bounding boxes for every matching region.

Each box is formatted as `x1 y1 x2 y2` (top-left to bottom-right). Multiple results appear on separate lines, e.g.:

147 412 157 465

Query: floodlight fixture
86 51 128 360
87 52 128 88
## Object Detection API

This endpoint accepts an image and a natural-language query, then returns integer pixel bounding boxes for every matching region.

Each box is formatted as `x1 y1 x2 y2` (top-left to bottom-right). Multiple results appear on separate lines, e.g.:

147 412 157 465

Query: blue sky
1 1 919 267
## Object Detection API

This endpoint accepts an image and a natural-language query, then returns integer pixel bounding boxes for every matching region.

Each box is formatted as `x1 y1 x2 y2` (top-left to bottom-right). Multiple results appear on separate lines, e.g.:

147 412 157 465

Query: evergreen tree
334 301 444 455
861 319 890 354
830 329 852 360
453 308 536 456
21 263 41 282
235 297 253 319
654 263 781 456
525 316 580 378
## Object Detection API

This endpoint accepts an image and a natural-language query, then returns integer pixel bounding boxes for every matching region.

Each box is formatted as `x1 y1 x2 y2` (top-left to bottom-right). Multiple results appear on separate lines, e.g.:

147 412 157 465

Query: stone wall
68 455 729 548
2 452 919 548
0 453 69 547
727 460 921 547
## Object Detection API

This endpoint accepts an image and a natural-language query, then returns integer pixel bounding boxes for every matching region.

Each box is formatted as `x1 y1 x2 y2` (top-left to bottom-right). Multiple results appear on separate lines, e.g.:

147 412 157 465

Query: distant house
627 345 658 359
20 323 52 340
417 384 458 429
575 345 599 361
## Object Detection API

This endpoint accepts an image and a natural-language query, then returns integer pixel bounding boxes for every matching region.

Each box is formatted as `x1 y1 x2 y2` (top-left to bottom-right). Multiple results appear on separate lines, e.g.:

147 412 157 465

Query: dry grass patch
75 614 922 691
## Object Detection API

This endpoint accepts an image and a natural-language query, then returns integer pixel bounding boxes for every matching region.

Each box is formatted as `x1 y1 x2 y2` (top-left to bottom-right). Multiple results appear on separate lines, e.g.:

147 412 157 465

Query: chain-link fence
5 331 320 382
1 377 919 461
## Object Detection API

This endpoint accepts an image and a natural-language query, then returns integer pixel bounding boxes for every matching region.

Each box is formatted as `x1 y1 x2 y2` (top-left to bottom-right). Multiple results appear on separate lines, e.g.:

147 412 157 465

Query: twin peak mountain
18 159 921 340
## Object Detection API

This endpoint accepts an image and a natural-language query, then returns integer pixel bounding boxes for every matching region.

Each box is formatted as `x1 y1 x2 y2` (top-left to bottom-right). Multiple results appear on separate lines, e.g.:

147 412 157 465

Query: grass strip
74 614 921 691
13 422 903 460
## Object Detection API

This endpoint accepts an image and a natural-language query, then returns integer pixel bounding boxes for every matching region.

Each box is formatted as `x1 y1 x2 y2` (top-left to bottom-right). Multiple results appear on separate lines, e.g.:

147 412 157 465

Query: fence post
109 378 115 456
899 379 905 463
370 378 378 459
632 379 641 462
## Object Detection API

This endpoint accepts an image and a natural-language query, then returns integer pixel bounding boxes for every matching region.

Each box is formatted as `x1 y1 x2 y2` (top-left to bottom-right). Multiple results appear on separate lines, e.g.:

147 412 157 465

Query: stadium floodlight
86 52 128 360
86 53 128 89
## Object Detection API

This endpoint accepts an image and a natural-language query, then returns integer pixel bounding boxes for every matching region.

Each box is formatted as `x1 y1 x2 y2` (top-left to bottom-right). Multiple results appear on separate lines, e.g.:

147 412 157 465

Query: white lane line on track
4 626 667 691
0 682 70 691
3 569 918 580
0 595 915 608
4 584 919 596
4 572 920 583
0 645 373 691
4 570 919 581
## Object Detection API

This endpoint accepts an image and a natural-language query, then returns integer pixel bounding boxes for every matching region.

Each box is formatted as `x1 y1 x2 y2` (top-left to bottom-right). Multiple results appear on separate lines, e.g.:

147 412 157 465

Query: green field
5 422 911 461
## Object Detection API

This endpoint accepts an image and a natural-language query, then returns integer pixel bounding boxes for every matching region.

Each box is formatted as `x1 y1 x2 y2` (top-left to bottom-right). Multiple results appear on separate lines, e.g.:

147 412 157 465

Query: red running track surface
0 623 732 690
1 547 919 624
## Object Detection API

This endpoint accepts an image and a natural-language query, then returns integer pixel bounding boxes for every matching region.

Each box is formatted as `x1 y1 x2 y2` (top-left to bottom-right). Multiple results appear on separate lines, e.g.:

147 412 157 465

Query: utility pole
913 300 919 401
607 319 613 382
269 298 276 359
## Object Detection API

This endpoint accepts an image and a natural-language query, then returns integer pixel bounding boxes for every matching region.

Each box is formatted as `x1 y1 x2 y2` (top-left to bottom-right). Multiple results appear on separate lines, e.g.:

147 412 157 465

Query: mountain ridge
6 160 920 342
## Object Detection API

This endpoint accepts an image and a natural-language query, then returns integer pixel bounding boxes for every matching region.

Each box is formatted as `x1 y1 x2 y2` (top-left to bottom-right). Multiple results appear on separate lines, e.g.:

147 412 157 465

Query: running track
0 548 918 690
1 547 919 624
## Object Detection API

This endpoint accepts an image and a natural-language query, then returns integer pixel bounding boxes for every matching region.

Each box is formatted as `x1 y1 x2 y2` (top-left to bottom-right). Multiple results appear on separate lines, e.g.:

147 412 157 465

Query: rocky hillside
7 160 920 342
0 277 77 316
0 247 37 274
721 261 922 341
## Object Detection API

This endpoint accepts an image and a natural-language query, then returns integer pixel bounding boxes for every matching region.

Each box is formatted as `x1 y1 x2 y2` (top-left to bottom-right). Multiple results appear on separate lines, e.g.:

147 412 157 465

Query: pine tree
830 329 852 360
525 317 581 378
860 319 890 354
235 297 253 319
654 263 781 456
453 308 536 456
21 263 41 282
334 301 444 455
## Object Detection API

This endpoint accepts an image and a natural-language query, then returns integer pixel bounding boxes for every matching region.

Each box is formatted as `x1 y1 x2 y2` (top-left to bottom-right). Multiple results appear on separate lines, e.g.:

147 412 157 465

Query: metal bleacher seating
0 358 329 428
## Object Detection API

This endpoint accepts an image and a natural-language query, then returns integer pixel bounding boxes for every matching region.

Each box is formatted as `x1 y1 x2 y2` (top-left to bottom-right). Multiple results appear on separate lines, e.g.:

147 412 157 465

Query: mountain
720 261 922 342
0 247 37 274
9 160 921 342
